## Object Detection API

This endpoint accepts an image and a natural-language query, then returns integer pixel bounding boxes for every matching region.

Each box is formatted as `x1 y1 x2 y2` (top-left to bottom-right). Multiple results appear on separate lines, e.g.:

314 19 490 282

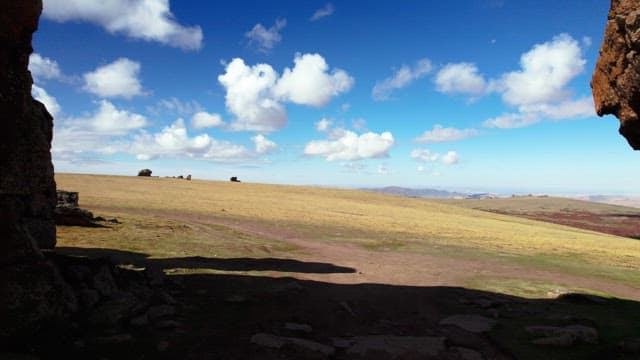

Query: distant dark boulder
138 169 152 177
177 175 184 179
230 176 241 182
54 190 97 227
186 174 192 181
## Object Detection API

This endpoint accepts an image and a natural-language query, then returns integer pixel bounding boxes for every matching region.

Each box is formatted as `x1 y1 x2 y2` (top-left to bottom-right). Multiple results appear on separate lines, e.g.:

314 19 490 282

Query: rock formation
1 0 76 345
591 0 640 149
54 190 98 226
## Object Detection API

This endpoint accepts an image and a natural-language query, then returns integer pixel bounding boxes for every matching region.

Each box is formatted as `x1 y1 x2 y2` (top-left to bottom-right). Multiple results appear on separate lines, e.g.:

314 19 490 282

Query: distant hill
362 186 467 199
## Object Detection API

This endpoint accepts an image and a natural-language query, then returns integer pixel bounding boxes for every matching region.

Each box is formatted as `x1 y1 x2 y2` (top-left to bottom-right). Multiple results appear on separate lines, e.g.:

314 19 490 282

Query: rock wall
591 0 640 149
0 0 75 345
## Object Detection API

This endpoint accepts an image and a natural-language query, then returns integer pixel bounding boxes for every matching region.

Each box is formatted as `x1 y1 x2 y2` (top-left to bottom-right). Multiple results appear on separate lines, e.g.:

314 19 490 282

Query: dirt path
94 206 640 300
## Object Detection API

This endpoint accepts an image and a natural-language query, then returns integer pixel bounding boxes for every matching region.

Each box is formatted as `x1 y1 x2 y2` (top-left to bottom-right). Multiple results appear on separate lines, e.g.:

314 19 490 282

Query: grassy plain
56 173 640 297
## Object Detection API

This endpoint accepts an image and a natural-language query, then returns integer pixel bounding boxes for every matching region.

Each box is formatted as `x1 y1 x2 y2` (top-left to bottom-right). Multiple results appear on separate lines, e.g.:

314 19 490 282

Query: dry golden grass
56 174 640 287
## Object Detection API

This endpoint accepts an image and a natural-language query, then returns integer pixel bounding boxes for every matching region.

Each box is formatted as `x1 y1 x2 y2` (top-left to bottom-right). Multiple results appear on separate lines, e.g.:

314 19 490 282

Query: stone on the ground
346 335 446 358
439 314 497 333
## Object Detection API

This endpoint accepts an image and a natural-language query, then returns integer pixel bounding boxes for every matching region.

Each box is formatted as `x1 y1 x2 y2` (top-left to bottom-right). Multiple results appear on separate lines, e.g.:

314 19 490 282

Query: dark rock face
54 190 97 226
0 0 74 344
591 0 640 149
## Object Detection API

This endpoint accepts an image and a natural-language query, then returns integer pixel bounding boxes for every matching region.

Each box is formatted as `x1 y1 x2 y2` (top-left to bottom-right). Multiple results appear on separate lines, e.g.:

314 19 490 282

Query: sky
30 0 638 195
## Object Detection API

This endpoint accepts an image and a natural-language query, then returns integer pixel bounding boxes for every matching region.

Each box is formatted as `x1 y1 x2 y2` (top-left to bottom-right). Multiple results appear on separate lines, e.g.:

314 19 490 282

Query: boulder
138 169 152 176
54 190 96 226
230 176 241 182
591 0 640 149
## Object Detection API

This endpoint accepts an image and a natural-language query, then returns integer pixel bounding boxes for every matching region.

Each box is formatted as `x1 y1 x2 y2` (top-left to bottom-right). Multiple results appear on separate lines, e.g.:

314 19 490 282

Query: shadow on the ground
34 247 640 360
56 246 357 274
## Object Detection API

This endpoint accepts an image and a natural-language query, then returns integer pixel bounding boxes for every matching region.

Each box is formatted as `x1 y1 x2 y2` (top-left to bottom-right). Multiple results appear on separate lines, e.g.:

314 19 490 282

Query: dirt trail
95 206 640 300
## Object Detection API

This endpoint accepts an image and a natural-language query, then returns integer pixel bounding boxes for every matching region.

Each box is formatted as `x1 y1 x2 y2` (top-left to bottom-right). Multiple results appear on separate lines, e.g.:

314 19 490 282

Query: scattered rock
453 347 484 360
439 315 497 333
138 169 152 176
284 322 313 334
250 333 335 356
526 325 599 346
54 190 98 227
346 335 446 358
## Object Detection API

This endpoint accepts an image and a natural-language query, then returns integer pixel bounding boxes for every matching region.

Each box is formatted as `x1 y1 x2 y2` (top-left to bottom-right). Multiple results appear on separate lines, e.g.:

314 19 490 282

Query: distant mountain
363 186 467 199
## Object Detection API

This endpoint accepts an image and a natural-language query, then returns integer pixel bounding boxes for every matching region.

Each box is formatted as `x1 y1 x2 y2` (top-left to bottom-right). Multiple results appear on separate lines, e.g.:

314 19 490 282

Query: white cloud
246 19 286 52
498 33 585 107
32 85 61 117
191 111 224 129
416 124 478 143
274 53 354 107
417 165 425 172
79 100 148 135
43 0 203 50
218 54 353 132
252 134 278 154
482 112 539 129
83 58 145 99
483 97 594 129
148 97 203 115
410 149 440 163
372 59 432 100
218 58 286 132
29 54 62 82
441 151 459 165
315 118 332 132
341 162 367 173
132 119 255 162
304 130 394 161
435 63 487 95
411 148 459 165
310 3 335 21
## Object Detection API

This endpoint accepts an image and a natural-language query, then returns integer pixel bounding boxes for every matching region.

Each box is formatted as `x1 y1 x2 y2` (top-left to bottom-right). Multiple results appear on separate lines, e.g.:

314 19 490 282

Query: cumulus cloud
83 58 145 99
77 100 148 135
246 19 286 52
416 124 478 143
32 85 61 117
483 97 594 128
304 130 394 161
498 33 585 107
435 63 487 95
218 58 286 132
132 119 255 162
372 59 432 100
218 54 353 132
459 33 594 129
441 151 459 165
310 3 335 21
411 148 459 165
29 54 63 82
274 53 354 107
43 0 203 50
315 118 332 132
252 134 278 154
191 111 224 129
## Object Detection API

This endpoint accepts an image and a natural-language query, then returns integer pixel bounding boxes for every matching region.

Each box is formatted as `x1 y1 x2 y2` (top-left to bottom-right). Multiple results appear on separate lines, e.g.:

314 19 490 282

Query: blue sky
30 0 636 194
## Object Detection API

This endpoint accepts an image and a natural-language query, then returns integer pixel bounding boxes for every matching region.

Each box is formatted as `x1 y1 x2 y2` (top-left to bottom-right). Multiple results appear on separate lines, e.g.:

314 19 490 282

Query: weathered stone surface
0 0 76 344
591 0 640 149
345 335 446 358
251 333 335 356
439 314 497 333
526 324 599 346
